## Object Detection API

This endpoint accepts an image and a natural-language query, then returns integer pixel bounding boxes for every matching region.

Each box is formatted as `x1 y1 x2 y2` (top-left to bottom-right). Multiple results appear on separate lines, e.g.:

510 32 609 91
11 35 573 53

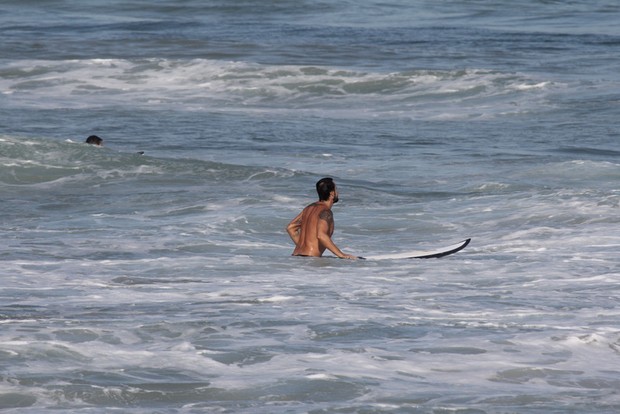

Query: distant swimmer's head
316 177 339 203
85 135 103 146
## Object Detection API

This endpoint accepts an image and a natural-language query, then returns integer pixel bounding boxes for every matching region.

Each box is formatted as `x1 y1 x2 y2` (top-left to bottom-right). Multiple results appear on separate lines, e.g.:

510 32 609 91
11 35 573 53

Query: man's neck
318 199 333 209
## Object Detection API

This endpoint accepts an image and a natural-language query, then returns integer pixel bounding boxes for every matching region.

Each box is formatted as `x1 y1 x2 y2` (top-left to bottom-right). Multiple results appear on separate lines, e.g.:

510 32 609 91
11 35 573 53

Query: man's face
332 186 339 204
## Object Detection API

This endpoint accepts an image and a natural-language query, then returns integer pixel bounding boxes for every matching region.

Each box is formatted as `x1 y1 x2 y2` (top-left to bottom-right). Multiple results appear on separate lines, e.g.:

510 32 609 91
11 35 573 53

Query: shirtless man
286 177 358 259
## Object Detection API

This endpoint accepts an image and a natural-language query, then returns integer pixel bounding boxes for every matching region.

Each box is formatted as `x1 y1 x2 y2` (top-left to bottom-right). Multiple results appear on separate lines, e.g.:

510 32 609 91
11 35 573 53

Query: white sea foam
0 58 560 119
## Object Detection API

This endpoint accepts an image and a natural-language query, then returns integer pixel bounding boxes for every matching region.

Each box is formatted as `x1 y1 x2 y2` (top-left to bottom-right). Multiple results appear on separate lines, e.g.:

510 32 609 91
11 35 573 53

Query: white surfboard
361 238 471 260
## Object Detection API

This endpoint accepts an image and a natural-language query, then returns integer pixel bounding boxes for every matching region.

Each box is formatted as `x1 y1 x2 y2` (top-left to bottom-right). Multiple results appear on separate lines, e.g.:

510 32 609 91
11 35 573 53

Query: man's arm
317 210 357 259
286 212 303 245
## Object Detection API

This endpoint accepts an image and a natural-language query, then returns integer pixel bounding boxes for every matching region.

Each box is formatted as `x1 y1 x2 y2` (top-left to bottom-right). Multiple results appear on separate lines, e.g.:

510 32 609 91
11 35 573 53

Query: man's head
316 177 338 203
85 135 103 146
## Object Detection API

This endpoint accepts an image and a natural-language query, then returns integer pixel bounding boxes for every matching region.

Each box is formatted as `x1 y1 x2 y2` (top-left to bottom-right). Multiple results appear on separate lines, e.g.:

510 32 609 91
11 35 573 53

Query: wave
0 58 560 119
556 146 620 158
0 135 296 187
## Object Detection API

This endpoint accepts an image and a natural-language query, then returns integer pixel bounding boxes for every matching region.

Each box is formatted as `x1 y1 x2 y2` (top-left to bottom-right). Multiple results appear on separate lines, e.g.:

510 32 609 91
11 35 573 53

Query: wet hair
85 135 103 145
316 177 335 201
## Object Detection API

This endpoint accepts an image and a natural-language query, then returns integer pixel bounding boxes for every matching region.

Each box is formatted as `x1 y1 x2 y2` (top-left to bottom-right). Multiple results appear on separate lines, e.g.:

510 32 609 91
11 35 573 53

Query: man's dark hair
316 177 335 201
85 135 103 145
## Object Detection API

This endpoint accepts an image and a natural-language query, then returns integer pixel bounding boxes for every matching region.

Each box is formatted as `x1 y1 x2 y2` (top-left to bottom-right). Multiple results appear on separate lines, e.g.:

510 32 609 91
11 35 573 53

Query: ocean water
1 0 619 412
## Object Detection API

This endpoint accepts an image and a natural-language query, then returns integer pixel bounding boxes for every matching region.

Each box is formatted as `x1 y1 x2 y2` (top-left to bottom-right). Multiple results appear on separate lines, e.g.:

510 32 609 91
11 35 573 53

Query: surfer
85 135 103 146
286 177 358 259
84 135 144 154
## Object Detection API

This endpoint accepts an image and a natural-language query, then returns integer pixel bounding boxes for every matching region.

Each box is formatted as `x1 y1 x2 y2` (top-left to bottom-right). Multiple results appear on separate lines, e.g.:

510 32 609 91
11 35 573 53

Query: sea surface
1 1 619 413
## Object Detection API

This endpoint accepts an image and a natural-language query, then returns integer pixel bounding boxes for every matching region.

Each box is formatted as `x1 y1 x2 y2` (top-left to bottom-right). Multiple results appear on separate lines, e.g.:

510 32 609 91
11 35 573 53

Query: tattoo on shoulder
319 209 333 223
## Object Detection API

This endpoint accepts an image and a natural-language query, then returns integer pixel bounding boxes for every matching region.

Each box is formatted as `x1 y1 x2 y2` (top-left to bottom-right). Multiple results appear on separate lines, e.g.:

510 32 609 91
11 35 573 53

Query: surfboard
360 238 471 260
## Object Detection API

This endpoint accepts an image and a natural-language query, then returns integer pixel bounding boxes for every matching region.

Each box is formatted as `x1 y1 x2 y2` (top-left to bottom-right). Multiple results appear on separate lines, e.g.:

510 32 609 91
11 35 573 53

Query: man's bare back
286 178 357 259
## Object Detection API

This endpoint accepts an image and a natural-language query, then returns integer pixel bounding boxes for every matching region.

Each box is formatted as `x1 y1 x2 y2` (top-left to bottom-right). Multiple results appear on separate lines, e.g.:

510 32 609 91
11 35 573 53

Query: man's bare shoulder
318 209 333 222
303 202 327 213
